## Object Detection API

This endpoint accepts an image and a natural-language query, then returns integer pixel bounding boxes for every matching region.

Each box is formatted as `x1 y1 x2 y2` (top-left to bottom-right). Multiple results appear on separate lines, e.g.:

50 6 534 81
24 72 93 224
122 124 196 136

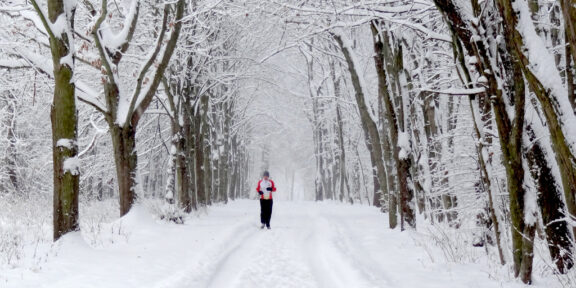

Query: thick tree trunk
175 125 192 212
334 35 387 203
92 0 185 216
186 110 197 208
504 0 576 242
384 135 397 226
222 102 232 204
336 103 352 203
198 94 211 206
435 0 535 282
110 124 138 217
561 0 576 79
494 0 535 281
332 33 389 217
566 38 576 111
194 108 206 207
369 22 415 229
52 77 80 239
525 124 574 273
37 0 80 241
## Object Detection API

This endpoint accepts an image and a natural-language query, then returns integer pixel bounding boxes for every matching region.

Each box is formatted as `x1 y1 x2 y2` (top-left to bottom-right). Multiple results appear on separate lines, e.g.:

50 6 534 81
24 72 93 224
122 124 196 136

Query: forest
1 0 576 286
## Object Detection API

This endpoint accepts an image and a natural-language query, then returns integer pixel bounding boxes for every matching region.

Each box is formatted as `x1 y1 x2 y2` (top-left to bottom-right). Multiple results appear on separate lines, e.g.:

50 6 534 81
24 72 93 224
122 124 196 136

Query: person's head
263 171 270 180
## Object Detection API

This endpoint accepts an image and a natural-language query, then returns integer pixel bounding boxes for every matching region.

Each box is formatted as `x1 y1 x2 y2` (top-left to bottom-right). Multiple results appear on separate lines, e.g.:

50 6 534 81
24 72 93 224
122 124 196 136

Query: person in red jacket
256 171 276 229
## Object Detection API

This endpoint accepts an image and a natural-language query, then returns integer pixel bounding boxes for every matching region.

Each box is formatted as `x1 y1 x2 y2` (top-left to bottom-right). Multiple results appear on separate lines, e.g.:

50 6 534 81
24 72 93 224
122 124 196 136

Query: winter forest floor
0 200 566 288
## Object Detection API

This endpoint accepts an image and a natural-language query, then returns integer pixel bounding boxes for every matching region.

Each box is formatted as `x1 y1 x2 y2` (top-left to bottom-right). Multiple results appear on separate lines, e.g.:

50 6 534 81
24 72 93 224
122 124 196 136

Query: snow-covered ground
0 200 561 288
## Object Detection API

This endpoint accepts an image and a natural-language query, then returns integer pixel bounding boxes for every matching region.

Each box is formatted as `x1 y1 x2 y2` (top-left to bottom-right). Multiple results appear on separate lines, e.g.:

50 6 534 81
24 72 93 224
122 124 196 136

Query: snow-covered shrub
0 194 51 268
143 198 187 224
79 198 120 246
0 232 22 266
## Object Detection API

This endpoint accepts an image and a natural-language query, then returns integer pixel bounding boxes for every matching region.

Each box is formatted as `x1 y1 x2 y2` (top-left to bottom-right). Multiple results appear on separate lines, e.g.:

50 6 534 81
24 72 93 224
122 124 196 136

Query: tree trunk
494 0 534 281
194 107 206 207
219 101 231 204
165 141 176 204
186 109 197 208
332 32 389 215
2 92 18 193
369 22 415 229
435 0 534 282
198 94 211 206
561 0 576 82
37 0 80 241
525 124 574 273
335 101 352 203
176 123 192 212
508 0 576 240
229 135 238 201
447 0 504 265
470 98 505 265
566 36 576 111
110 124 138 217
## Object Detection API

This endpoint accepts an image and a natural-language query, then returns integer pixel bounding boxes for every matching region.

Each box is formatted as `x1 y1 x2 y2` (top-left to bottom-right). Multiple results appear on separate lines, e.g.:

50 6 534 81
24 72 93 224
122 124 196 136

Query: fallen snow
398 131 411 160
62 156 80 175
56 138 76 150
0 200 558 288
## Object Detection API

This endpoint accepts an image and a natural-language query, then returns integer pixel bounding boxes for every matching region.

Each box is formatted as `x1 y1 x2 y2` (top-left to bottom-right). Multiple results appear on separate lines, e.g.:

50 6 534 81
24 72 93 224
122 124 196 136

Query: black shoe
261 224 265 229
266 225 271 230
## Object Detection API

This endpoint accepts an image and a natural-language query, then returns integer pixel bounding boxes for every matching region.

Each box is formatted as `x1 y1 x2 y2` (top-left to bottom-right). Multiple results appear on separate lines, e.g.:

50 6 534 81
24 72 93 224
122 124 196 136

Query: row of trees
262 0 576 284
0 0 253 240
2 0 576 284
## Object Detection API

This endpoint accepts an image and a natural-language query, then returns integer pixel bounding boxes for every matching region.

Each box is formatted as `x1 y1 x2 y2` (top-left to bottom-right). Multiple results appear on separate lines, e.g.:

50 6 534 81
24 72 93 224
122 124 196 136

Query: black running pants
260 199 273 226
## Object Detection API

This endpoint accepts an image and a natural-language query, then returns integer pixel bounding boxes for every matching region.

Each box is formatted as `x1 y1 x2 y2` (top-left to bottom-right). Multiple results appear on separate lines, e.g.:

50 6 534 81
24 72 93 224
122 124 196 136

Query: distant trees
1 0 576 284
270 0 576 284
0 0 253 239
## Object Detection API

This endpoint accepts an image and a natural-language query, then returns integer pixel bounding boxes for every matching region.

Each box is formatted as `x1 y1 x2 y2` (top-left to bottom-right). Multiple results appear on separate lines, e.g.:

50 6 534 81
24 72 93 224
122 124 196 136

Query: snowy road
3 200 528 288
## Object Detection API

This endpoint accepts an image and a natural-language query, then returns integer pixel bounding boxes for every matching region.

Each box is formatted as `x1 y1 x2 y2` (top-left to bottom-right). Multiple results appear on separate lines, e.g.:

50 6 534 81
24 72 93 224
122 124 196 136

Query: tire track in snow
316 213 395 287
151 215 257 288
303 208 380 288
193 222 263 288
233 212 317 288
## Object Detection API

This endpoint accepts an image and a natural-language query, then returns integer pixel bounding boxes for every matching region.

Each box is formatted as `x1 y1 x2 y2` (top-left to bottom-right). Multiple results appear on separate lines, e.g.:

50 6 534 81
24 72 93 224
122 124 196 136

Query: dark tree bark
525 124 574 273
176 123 192 212
31 0 80 241
196 93 211 207
435 0 535 282
332 32 392 226
561 1 576 95
369 22 416 229
91 0 185 216
109 124 137 216
332 66 352 203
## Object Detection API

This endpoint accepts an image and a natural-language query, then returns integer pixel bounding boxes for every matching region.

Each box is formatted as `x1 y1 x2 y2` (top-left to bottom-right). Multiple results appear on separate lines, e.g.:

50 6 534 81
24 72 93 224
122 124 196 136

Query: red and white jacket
256 179 276 199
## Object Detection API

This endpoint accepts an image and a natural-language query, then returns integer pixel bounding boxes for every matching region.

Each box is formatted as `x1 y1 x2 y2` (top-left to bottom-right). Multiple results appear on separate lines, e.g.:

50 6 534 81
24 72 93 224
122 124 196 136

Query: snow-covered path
4 200 529 288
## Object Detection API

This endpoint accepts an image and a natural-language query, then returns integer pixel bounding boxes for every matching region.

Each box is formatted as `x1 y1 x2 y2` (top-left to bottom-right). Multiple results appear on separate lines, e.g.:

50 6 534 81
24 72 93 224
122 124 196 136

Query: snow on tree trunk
525 122 574 273
110 124 138 217
369 22 416 229
89 0 185 216
332 31 391 221
31 0 80 241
